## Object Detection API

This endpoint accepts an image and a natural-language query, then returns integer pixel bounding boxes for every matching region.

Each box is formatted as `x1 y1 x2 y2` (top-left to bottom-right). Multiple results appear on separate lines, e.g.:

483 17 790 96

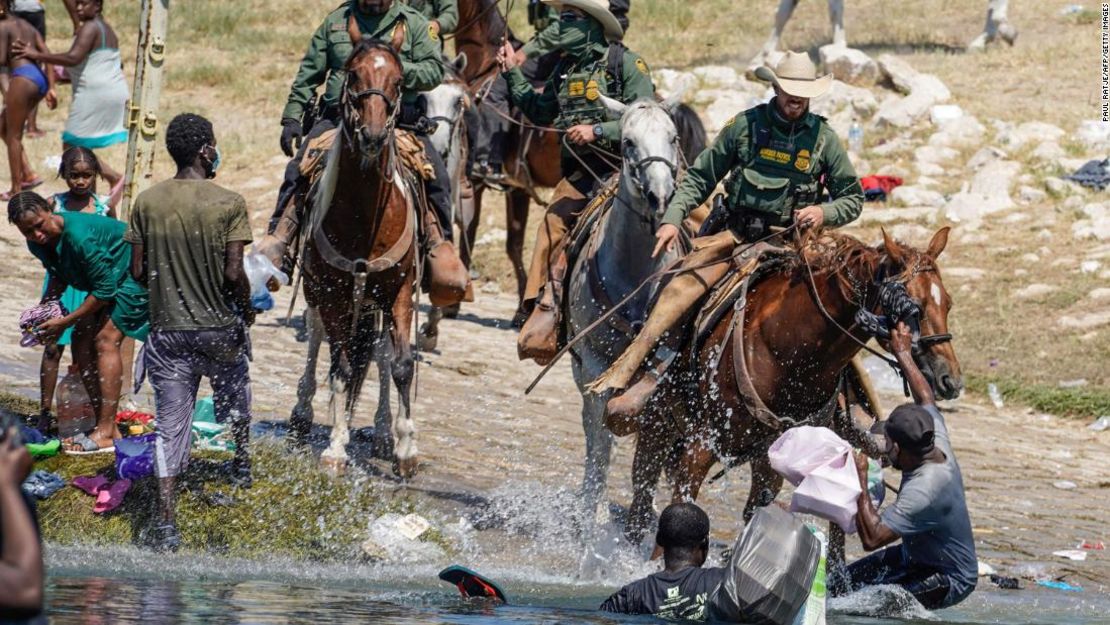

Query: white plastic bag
243 252 289 311
790 450 862 533
769 426 851 486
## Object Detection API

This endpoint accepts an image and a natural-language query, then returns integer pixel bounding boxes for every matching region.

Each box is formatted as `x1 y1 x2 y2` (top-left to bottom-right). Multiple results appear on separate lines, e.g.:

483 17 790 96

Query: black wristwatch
592 123 604 138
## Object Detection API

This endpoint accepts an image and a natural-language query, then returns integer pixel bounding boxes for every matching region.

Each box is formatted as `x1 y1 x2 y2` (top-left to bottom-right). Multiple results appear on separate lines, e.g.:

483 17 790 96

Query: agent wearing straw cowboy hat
497 0 655 364
588 51 864 421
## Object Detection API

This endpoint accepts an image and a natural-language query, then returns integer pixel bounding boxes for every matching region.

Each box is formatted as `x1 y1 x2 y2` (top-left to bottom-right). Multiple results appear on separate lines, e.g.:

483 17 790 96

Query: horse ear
881 228 908 266
389 22 406 52
660 85 689 115
926 226 950 259
453 52 468 73
598 94 628 117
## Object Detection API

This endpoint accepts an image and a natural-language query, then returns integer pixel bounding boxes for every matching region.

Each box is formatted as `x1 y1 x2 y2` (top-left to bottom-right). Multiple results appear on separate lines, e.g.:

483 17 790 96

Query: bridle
340 71 401 157
617 138 680 227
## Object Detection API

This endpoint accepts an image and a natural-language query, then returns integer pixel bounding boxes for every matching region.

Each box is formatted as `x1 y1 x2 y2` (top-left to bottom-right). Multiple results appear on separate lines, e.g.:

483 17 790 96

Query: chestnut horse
290 36 419 477
625 227 962 546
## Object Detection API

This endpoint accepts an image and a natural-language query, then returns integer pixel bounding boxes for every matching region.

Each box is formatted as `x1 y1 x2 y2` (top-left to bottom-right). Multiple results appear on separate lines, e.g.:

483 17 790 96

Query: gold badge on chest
585 79 600 101
795 148 811 171
568 81 585 97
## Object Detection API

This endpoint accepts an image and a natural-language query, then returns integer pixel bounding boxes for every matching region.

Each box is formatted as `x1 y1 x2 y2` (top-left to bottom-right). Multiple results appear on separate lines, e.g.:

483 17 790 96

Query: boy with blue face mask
125 113 256 552
497 0 655 364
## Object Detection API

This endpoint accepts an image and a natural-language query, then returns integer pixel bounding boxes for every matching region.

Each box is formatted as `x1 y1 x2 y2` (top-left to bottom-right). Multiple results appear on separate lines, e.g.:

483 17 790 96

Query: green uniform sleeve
598 50 656 142
282 19 330 122
432 0 458 34
663 115 747 226
402 13 444 91
818 128 864 227
522 17 560 58
504 66 559 125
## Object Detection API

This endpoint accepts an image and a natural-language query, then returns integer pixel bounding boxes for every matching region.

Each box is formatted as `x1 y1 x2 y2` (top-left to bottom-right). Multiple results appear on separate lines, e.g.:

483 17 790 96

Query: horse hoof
394 456 418 480
320 455 348 476
416 327 439 352
372 438 394 462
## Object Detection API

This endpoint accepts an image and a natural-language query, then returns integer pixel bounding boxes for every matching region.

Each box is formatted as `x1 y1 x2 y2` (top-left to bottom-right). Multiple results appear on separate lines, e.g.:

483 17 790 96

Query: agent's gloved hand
280 118 303 157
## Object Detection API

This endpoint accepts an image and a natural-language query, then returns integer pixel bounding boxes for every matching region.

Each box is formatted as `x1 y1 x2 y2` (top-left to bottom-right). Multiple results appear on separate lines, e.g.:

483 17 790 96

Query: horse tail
671 102 707 166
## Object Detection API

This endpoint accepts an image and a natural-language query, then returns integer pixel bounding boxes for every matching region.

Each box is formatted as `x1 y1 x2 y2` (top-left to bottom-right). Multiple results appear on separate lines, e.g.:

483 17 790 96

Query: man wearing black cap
844 322 977 609
600 502 724 620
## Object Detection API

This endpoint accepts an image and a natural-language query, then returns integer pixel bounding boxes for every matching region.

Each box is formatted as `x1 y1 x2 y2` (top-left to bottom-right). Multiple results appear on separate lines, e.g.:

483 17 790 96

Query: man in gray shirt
843 322 977 610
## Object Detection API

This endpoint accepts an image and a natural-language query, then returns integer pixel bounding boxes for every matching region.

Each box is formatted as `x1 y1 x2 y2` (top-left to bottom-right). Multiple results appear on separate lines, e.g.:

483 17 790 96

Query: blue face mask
205 144 221 178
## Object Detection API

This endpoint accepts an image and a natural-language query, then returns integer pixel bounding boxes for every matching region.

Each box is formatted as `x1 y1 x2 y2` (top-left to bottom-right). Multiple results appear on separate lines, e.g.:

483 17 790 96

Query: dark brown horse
625 227 962 545
290 35 419 478
453 0 562 305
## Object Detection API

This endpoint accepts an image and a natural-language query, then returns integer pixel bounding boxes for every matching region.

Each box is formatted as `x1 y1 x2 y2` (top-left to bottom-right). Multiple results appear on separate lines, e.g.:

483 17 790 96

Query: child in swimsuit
0 0 56 200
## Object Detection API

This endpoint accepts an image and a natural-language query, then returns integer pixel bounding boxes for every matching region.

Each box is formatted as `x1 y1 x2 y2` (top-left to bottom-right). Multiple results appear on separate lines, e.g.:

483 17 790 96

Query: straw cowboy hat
754 51 832 99
542 0 624 41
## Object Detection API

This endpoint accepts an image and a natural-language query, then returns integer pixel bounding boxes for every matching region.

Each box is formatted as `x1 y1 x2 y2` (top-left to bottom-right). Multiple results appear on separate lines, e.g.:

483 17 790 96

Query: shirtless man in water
0 0 55 200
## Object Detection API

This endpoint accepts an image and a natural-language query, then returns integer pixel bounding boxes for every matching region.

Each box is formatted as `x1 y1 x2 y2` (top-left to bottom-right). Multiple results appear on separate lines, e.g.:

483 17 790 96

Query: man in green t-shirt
125 114 255 553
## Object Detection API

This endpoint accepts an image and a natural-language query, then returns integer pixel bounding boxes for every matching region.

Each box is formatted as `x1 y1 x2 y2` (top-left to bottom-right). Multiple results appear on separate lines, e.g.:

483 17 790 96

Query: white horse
751 0 1016 69
563 98 683 545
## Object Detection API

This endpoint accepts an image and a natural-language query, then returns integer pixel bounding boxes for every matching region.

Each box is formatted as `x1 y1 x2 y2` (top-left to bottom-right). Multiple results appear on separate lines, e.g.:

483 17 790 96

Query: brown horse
625 227 962 545
290 36 419 478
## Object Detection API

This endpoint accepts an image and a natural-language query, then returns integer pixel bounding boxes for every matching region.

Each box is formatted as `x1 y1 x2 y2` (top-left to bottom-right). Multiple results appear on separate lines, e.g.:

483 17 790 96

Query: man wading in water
840 321 977 609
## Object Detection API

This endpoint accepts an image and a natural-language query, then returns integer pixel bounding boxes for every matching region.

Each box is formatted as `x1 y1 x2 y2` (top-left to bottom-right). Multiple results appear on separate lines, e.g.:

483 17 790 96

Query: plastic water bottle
56 365 95 437
794 526 828 625
987 383 1004 409
848 121 863 154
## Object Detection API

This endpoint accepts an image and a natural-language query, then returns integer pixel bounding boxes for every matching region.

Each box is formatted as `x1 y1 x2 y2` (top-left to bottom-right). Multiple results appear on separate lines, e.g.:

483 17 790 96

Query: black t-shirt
600 566 727 621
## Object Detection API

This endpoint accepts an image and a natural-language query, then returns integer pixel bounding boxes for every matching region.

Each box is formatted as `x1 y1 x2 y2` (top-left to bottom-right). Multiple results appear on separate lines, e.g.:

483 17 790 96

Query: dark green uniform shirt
402 0 458 34
521 2 559 59
664 101 863 229
503 42 654 146
282 1 444 122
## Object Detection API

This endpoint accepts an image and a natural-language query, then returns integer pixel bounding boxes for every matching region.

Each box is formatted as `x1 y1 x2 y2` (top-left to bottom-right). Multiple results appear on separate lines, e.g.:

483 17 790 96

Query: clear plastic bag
242 252 289 311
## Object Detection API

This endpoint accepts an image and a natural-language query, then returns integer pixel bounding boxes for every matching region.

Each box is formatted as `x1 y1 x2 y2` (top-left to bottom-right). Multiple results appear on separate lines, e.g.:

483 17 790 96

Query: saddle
686 242 840 430
299 128 435 183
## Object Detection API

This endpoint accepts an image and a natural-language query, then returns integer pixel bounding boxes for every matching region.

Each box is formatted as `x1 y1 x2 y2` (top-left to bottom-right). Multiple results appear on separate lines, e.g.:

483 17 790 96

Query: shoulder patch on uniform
635 57 649 75
723 114 740 130
428 23 439 40
329 23 346 31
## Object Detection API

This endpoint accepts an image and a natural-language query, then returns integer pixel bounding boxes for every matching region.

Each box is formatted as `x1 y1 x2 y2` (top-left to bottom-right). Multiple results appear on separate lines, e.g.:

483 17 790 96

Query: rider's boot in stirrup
517 247 568 364
604 343 681 435
424 210 469 307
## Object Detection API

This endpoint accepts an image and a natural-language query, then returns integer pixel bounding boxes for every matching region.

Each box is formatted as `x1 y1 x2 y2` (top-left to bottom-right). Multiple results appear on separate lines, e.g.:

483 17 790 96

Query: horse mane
780 229 915 301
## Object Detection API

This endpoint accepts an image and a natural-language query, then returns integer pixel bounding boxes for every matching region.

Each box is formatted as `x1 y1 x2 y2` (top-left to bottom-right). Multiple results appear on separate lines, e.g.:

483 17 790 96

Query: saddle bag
299 128 339 180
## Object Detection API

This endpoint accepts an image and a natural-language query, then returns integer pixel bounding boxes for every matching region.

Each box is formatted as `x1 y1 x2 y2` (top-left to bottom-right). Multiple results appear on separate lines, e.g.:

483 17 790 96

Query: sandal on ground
21 177 44 191
63 433 115 455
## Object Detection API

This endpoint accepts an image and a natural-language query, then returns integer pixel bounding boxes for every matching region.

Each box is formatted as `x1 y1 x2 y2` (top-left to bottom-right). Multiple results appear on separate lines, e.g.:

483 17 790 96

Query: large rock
1072 202 1110 241
876 54 917 94
811 80 879 119
1013 283 1058 300
1031 141 1065 163
1057 309 1110 330
703 94 756 133
943 160 1020 226
874 74 951 128
693 65 740 89
914 145 959 165
858 205 938 225
1045 176 1083 198
1018 185 1047 204
819 45 880 85
1076 120 1110 150
997 121 1066 149
653 68 698 98
928 115 985 148
891 185 945 208
967 146 1007 171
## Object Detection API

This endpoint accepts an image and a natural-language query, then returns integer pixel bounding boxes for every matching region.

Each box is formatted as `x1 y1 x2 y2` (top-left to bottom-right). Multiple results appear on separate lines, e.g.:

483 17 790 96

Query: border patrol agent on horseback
590 51 864 419
497 0 654 364
261 0 463 284
402 0 459 44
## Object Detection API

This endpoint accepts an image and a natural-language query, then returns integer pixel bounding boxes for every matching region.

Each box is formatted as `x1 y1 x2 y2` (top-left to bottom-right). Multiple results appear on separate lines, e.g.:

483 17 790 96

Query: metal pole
120 0 170 220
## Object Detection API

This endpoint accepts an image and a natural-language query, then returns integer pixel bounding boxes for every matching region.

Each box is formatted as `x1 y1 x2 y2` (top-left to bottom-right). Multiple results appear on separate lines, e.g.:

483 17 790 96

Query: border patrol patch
635 58 649 75
429 23 439 40
585 79 600 101
795 148 811 171
568 81 585 97
759 147 792 165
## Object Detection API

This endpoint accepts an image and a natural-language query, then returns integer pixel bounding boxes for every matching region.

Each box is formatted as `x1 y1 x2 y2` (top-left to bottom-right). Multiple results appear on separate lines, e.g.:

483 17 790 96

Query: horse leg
289 305 324 446
625 420 669 546
372 321 395 462
827 0 846 47
743 455 784 522
390 285 418 478
506 188 530 308
580 391 614 531
321 341 352 474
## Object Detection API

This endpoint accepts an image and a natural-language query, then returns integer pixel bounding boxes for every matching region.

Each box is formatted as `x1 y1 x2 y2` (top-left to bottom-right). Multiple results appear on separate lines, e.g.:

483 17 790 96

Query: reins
524 223 801 394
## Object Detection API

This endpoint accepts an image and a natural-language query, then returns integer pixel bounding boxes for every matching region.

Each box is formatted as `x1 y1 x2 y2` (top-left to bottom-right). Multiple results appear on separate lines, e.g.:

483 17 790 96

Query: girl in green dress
36 147 119 434
10 191 146 453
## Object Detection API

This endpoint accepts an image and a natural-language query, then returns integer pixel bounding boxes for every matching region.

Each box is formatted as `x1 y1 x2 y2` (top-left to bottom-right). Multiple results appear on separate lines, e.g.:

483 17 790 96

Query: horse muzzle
357 126 389 159
918 351 963 400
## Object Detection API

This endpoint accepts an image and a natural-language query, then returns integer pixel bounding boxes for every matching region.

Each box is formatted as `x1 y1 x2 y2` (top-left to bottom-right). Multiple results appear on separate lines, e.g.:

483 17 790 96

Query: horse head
341 33 405 167
880 227 963 400
600 96 679 226
424 54 470 160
